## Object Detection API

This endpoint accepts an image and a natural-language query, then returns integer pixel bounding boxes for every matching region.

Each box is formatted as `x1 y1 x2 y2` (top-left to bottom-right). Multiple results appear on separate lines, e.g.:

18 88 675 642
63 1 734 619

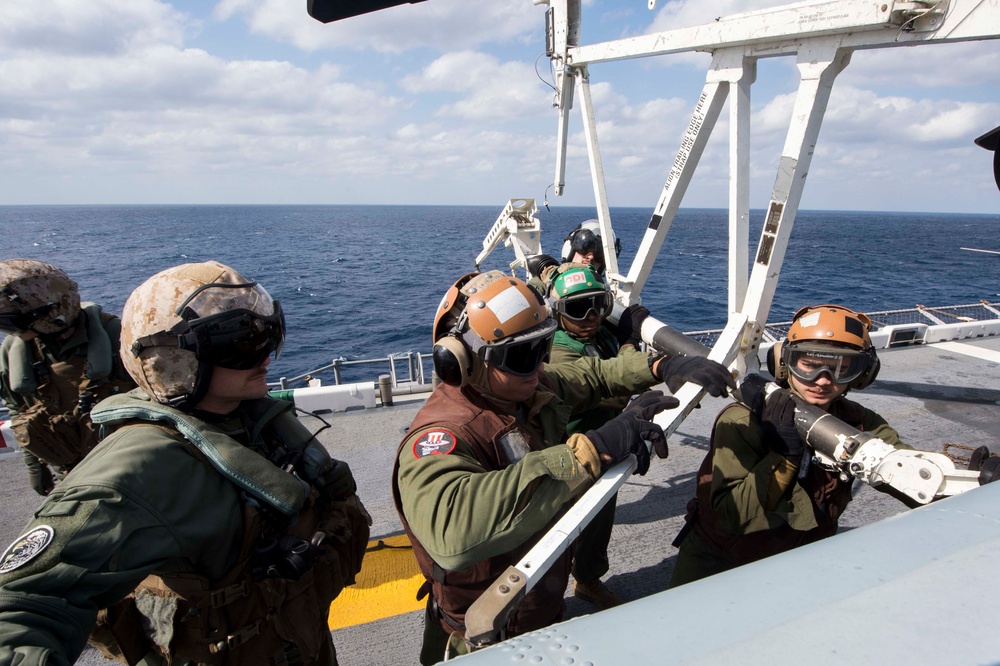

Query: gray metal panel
453 481 1000 665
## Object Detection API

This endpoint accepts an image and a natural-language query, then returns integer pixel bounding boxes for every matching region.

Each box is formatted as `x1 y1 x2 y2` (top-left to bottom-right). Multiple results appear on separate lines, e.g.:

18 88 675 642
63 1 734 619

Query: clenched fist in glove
759 389 804 462
654 354 736 397
585 391 679 475
614 304 650 347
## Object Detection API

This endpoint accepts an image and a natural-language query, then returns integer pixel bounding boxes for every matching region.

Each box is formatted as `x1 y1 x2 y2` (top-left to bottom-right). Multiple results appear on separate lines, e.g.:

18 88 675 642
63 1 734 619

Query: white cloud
400 51 550 121
215 0 539 54
0 0 190 56
0 0 997 211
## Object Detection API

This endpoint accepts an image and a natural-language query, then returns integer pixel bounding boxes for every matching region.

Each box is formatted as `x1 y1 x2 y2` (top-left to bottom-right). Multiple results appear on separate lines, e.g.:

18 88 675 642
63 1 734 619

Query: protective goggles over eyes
0 304 55 335
571 230 604 262
785 345 871 385
469 318 557 376
552 291 613 322
179 304 285 370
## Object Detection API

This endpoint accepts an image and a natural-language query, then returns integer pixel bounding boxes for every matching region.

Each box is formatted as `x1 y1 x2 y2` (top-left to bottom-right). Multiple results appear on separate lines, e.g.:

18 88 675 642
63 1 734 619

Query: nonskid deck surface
1 338 997 665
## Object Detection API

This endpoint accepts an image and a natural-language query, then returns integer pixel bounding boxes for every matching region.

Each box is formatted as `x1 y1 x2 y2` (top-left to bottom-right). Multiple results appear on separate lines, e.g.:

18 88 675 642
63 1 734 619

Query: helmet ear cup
433 336 471 387
767 340 788 384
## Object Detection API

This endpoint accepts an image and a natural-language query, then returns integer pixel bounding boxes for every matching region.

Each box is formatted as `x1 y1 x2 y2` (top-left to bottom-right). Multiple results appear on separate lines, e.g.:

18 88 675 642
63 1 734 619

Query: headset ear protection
766 340 786 385
433 335 471 387
431 273 478 387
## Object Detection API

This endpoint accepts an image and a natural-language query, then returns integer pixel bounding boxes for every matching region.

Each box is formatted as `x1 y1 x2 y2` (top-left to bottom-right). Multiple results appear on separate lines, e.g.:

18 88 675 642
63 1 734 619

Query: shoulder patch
0 526 54 574
412 429 458 459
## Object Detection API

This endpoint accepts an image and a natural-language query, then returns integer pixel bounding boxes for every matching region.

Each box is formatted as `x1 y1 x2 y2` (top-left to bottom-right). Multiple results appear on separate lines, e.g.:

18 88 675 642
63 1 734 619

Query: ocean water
1 205 998 384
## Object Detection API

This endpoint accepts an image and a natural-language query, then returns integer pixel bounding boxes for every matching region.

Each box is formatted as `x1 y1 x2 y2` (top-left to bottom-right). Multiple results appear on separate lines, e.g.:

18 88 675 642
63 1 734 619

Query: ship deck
2 335 999 665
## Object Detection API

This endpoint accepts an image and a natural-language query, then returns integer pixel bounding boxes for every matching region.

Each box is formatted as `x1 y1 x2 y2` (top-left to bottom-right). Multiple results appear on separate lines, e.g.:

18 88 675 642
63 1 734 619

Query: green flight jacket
550 326 648 434
0 389 359 666
671 398 908 586
395 352 659 572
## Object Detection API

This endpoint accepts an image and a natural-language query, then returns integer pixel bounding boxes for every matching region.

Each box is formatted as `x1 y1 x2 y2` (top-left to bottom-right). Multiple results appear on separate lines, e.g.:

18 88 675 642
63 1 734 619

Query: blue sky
1 0 999 212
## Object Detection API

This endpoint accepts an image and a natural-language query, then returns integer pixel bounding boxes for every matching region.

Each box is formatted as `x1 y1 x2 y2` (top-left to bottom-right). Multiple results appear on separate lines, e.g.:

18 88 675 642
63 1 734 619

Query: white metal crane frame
543 0 1000 436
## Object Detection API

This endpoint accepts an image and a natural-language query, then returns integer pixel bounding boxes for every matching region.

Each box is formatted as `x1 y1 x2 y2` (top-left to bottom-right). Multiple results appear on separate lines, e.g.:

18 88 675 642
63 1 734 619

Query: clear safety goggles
785 344 870 385
552 291 614 322
470 318 557 376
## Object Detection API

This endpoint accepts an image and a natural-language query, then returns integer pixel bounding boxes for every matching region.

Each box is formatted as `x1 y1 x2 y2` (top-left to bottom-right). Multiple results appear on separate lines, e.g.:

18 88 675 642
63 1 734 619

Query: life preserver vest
87 397 369 666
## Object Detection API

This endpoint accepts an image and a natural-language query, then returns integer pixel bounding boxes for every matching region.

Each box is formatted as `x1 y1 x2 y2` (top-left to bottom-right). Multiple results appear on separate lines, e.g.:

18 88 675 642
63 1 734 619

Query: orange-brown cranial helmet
768 304 880 391
432 271 555 386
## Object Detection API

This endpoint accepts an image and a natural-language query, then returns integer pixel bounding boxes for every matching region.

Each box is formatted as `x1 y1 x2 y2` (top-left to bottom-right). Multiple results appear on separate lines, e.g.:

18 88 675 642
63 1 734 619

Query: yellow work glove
566 433 602 480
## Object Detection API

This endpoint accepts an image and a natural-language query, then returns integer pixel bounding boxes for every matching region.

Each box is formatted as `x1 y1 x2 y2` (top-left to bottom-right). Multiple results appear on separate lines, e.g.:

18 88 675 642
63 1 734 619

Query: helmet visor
0 304 55 335
475 318 557 377
553 291 613 322
181 302 285 370
571 229 604 265
786 345 869 385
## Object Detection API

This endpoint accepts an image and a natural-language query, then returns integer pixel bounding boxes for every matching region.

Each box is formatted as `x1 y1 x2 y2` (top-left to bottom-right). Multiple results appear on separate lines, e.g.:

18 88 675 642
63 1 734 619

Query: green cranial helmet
547 264 613 323
0 259 81 336
548 263 606 300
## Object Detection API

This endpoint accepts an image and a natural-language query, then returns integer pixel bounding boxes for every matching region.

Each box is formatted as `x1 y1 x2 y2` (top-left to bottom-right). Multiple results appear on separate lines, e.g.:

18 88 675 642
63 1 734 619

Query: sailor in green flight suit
392 270 735 664
546 263 737 608
669 304 912 587
0 259 136 496
0 261 370 666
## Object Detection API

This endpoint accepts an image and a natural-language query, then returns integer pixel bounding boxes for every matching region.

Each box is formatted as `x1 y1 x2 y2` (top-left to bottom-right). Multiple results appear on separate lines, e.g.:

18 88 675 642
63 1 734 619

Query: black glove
656 354 736 397
737 373 770 415
586 391 679 474
526 254 559 279
614 304 650 347
27 464 55 496
759 389 804 461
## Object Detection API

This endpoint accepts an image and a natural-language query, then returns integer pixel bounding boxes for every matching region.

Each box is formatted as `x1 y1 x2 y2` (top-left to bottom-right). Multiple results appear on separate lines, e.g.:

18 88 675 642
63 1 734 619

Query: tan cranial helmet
768 304 879 391
0 259 81 336
121 261 284 408
432 271 556 385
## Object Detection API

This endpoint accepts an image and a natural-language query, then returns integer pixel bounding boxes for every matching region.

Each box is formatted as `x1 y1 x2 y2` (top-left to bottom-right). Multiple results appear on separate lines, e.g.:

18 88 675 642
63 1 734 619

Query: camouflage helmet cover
121 261 278 404
0 259 81 335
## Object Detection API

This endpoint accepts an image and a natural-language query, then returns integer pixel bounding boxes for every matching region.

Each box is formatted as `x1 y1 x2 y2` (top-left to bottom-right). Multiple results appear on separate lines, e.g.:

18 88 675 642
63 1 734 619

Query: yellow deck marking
328 534 425 630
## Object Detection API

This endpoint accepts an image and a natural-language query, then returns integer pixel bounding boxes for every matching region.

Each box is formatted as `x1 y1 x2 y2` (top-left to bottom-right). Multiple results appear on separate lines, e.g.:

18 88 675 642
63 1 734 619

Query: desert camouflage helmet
121 261 283 406
0 259 81 336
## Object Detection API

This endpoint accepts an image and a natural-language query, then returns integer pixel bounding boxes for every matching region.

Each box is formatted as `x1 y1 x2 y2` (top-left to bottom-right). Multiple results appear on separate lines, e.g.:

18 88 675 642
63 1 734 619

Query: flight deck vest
391 381 573 642
88 398 369 666
0 304 131 466
685 398 867 566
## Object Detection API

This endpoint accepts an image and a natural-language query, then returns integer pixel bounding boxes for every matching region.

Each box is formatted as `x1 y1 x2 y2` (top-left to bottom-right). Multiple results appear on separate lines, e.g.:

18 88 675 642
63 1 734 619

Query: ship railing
270 351 431 391
685 300 1000 348
251 300 1000 392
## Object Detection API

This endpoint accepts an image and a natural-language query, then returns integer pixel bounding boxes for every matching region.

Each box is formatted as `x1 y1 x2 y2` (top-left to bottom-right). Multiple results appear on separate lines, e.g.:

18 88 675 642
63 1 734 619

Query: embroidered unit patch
0 525 54 574
413 429 458 458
